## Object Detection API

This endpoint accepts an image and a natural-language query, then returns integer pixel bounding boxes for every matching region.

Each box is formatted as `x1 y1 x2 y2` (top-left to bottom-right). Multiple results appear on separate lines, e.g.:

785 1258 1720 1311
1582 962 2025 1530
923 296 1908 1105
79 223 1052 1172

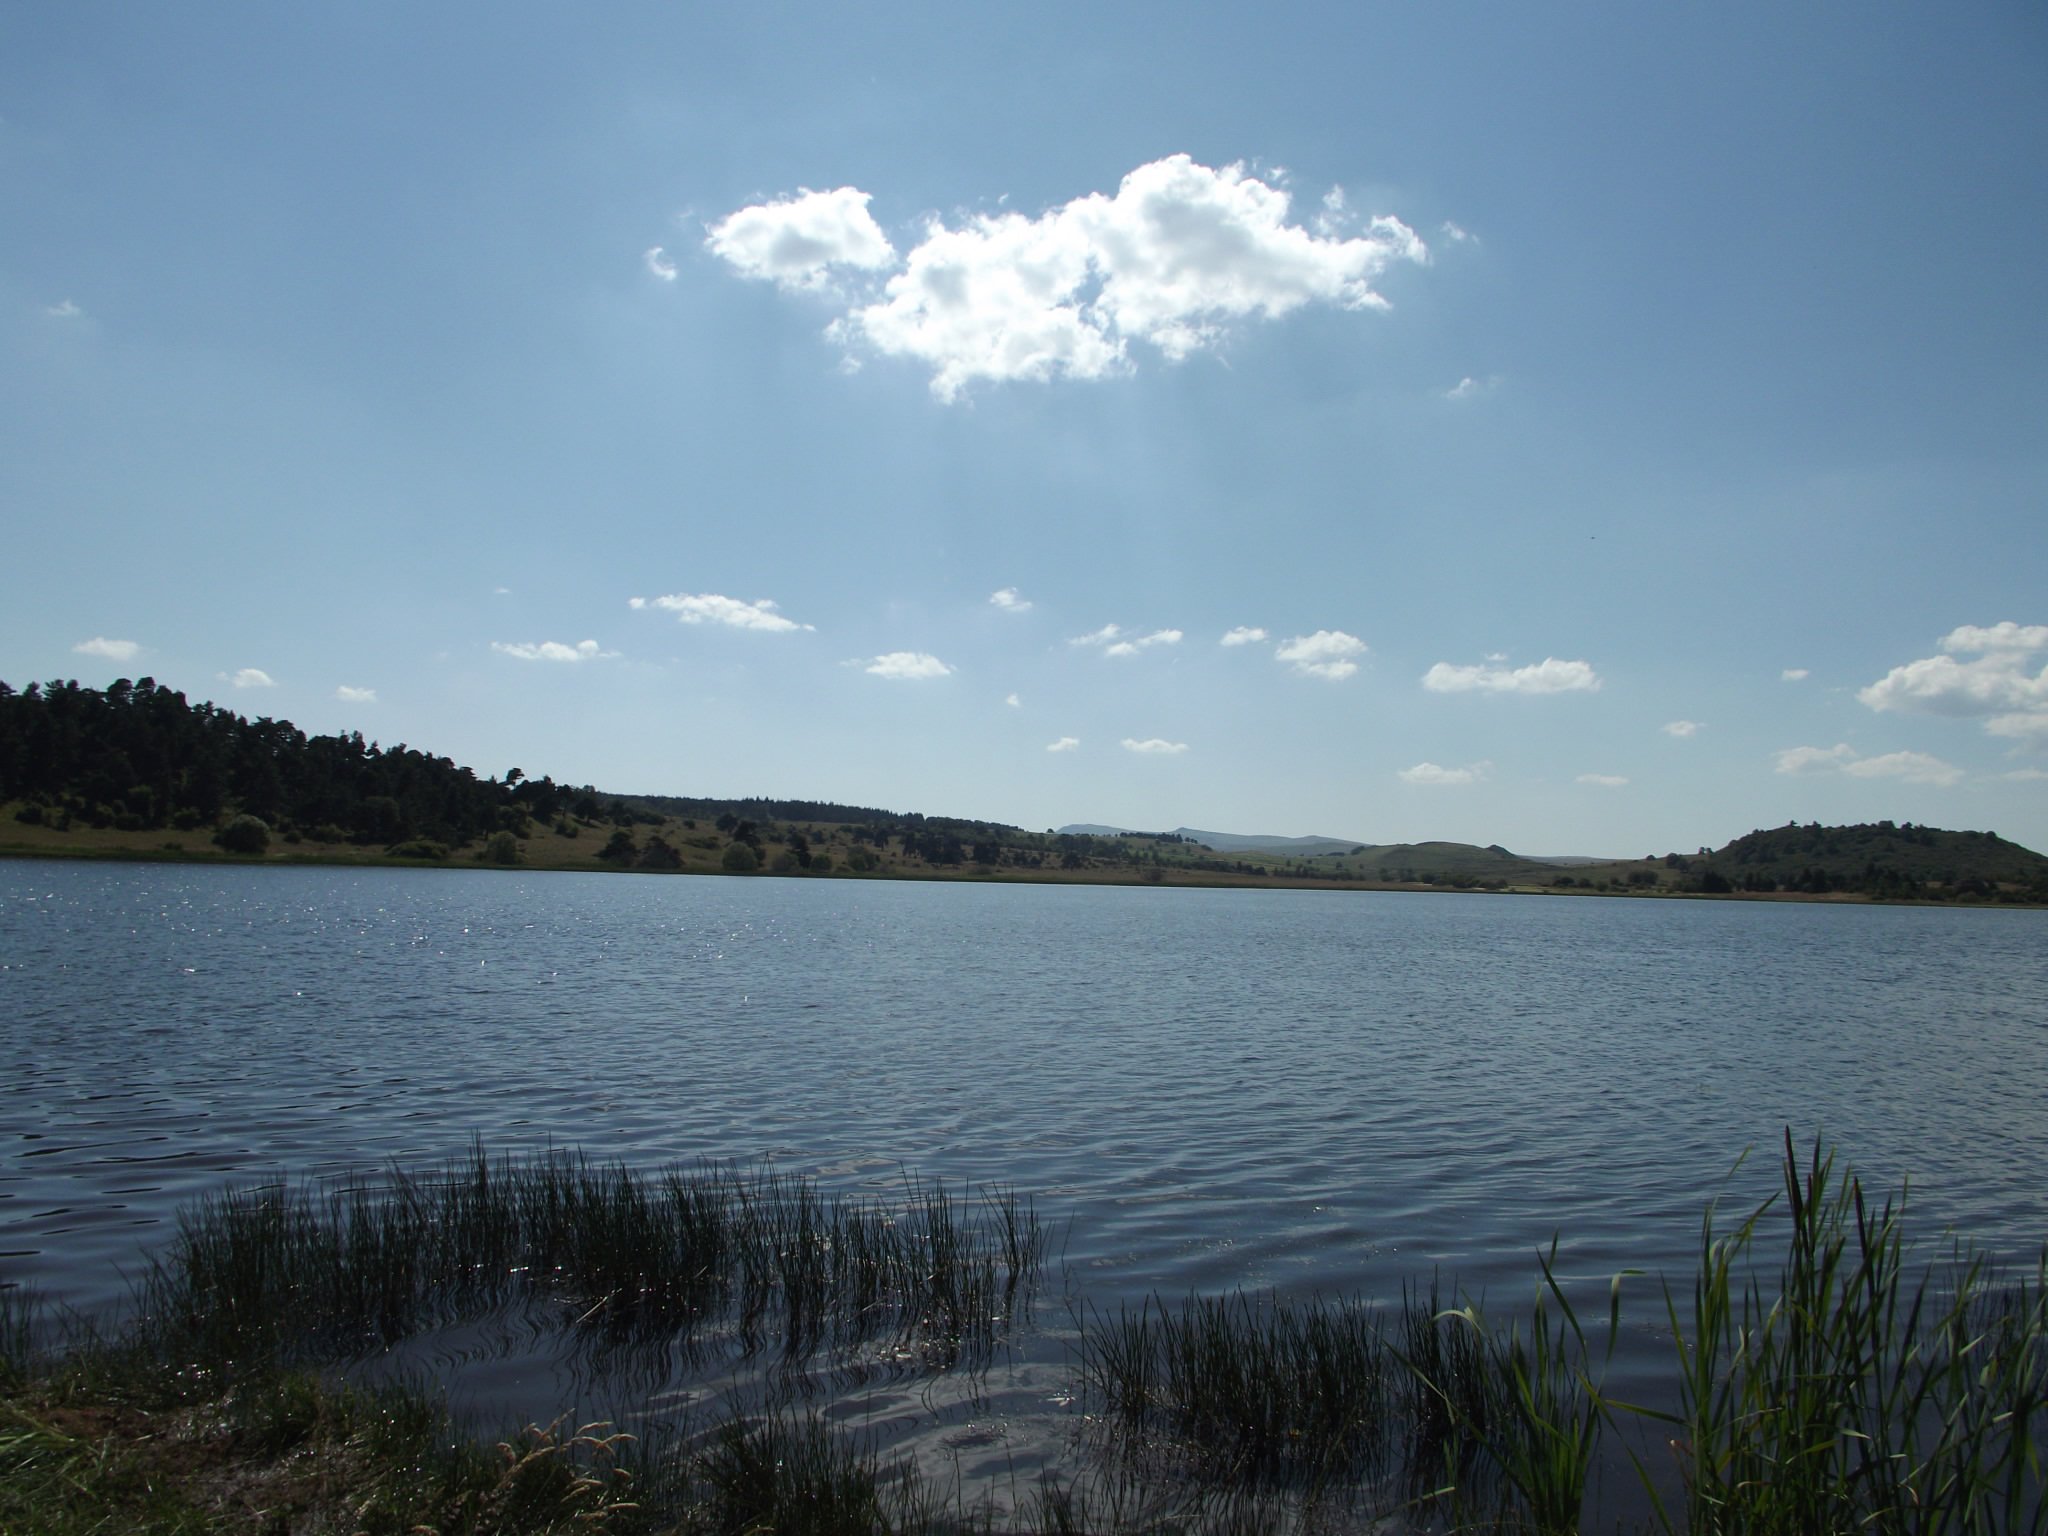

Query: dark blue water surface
3 860 2044 1503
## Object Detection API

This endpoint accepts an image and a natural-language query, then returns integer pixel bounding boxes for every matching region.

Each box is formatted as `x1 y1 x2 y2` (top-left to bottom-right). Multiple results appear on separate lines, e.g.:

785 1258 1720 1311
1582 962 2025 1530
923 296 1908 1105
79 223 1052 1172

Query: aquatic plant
139 1149 1045 1379
1638 1131 2048 1535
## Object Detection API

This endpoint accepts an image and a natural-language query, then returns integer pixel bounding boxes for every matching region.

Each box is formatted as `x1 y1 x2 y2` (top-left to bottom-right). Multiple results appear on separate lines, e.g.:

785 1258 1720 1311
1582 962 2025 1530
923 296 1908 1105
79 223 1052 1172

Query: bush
215 814 272 855
482 830 522 866
636 836 682 871
12 804 44 826
721 842 759 873
386 839 451 861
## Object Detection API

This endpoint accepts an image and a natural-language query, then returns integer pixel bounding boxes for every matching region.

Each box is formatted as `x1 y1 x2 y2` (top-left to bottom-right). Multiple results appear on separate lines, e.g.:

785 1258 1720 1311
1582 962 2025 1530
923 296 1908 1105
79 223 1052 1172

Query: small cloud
1440 221 1475 244
989 587 1033 613
72 636 140 662
704 186 897 291
1220 626 1268 647
1005 692 1022 708
223 668 277 689
644 246 678 281
335 685 377 703
1076 624 1182 658
1121 737 1188 755
1986 712 2048 740
1577 773 1629 788
1781 668 1810 682
1663 720 1704 738
1997 768 2048 782
1423 657 1600 695
45 299 82 319
1773 743 1963 786
1443 374 1501 401
636 593 813 632
865 651 953 680
1276 629 1366 681
1046 736 1080 752
491 640 617 663
494 586 513 596
1399 761 1487 786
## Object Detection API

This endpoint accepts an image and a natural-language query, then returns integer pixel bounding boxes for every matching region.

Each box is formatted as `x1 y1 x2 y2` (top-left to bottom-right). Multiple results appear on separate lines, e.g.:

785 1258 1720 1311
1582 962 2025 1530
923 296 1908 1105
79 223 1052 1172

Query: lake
3 859 2044 1512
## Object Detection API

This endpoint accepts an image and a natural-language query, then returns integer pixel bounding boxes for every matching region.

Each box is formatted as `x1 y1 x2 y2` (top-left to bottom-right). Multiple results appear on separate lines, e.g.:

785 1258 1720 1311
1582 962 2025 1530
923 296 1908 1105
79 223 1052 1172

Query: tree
597 829 637 866
482 830 522 865
721 842 759 873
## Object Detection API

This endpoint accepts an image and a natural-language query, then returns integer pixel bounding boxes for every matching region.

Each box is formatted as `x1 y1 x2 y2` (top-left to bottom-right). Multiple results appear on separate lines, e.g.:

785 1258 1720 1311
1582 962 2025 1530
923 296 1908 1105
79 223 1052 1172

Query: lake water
3 859 2045 1512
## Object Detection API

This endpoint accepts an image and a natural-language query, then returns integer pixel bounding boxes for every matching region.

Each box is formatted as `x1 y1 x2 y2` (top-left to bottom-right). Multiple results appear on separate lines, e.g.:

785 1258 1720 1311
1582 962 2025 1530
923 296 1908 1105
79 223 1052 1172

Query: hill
1702 821 2048 898
1058 823 1365 856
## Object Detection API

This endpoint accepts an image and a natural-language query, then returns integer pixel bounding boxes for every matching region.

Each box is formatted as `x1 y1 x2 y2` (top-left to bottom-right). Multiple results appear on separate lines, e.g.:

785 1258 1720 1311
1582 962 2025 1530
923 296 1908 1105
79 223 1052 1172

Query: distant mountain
1058 823 1366 856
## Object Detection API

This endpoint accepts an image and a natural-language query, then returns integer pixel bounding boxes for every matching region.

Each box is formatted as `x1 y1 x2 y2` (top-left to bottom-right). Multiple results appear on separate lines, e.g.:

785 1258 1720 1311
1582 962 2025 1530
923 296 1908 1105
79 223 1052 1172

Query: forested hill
0 677 608 849
1703 821 2048 897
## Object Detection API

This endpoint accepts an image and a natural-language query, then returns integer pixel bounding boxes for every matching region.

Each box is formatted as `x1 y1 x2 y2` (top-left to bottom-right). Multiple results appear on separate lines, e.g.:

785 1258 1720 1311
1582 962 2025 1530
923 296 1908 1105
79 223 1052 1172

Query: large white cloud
492 640 616 663
708 155 1426 401
1422 657 1601 695
1858 622 2048 740
864 651 952 680
1773 743 1963 786
73 636 140 662
632 593 813 632
1275 629 1366 681
703 187 896 291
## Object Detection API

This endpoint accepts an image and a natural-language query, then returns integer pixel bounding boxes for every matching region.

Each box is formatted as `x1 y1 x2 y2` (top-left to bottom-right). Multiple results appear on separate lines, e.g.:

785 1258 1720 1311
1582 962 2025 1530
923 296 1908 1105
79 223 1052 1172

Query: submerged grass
139 1148 1045 1379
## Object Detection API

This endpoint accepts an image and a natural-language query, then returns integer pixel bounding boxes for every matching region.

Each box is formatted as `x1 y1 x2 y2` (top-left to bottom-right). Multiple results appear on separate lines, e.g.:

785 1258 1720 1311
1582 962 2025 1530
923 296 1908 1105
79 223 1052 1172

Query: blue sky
6 2 2046 855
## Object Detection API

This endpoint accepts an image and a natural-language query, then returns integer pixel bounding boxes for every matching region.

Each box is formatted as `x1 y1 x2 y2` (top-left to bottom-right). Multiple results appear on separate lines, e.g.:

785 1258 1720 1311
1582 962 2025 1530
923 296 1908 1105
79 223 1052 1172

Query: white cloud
45 299 82 319
225 668 276 689
1781 668 1810 682
1399 761 1487 786
644 246 678 281
1440 221 1476 244
704 186 896 291
1422 657 1601 695
989 587 1033 613
72 636 139 662
1275 629 1366 681
491 640 616 663
1005 692 1022 708
1075 624 1180 658
1220 626 1268 647
1103 629 1182 659
1773 743 1963 786
1443 373 1501 401
864 651 953 680
1577 773 1629 788
1858 623 2048 735
634 592 813 632
1663 720 1704 738
714 155 1426 401
1998 768 2048 782
335 685 377 703
1121 737 1189 755
1046 736 1079 753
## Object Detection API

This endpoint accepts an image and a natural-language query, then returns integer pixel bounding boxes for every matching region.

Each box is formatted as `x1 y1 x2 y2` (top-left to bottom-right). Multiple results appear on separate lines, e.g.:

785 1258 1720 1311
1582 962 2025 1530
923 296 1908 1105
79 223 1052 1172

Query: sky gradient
6 3 2046 855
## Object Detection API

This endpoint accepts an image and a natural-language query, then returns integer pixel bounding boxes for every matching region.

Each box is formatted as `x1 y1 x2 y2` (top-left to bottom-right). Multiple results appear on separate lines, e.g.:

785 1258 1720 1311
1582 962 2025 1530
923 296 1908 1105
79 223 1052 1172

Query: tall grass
138 1149 1045 1379
1641 1131 2048 1534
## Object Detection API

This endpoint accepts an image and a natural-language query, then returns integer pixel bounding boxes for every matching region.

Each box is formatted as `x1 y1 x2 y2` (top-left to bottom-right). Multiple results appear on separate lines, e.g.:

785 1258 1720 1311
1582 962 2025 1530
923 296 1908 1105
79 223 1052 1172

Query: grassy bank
3 1138 2043 1532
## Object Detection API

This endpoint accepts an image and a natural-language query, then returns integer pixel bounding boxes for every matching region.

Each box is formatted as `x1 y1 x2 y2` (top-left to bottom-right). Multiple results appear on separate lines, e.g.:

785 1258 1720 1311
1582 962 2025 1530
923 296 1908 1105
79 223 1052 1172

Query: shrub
386 839 451 861
721 842 759 873
215 814 272 855
482 830 522 866
12 804 44 826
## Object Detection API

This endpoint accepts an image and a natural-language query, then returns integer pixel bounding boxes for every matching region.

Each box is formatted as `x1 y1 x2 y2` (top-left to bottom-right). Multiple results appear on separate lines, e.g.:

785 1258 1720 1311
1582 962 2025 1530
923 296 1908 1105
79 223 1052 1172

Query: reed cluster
138 1149 1045 1376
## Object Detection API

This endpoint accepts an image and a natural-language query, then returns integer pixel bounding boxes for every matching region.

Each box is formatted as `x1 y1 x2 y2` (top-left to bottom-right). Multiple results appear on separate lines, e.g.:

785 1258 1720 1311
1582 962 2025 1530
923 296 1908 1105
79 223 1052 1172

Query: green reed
1640 1131 2048 1535
137 1149 1044 1378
